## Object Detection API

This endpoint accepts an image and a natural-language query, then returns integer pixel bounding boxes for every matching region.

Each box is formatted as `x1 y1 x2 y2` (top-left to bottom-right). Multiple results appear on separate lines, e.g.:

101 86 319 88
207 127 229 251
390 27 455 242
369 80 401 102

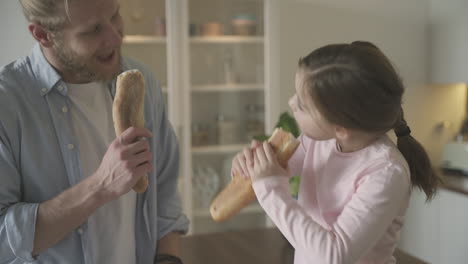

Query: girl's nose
288 95 297 111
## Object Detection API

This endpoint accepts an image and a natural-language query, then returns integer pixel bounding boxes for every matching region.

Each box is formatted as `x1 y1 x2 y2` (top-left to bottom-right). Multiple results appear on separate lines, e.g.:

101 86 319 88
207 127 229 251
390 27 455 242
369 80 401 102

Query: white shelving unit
192 143 247 155
121 0 280 235
190 36 264 44
124 35 263 45
191 83 264 92
123 35 167 44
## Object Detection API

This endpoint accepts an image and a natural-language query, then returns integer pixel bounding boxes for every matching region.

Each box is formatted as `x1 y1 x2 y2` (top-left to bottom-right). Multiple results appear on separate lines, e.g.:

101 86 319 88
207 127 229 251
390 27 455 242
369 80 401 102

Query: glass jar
245 104 265 141
192 123 209 146
216 114 238 145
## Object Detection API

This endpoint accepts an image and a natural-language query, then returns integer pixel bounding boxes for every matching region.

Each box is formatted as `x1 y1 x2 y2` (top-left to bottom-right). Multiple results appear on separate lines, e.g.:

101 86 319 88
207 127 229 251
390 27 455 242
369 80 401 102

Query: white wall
0 1 35 66
276 0 465 164
277 0 430 110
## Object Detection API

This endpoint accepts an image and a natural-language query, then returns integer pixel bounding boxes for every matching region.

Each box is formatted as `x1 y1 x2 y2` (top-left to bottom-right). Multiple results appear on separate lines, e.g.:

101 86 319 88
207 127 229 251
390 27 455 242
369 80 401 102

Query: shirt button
68 144 74 150
77 228 83 235
62 106 68 113
41 88 47 93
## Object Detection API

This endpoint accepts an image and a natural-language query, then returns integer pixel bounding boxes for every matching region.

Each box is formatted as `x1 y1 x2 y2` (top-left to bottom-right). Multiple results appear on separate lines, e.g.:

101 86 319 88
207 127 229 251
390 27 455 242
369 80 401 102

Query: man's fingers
120 127 152 145
127 138 150 155
134 162 153 179
131 150 152 165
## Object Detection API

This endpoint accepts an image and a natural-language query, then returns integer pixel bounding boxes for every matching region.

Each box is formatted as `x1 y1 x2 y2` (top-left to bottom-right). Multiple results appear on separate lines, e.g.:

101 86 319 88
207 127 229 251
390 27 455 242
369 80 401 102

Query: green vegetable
275 112 300 138
289 176 301 199
253 111 300 141
252 111 302 199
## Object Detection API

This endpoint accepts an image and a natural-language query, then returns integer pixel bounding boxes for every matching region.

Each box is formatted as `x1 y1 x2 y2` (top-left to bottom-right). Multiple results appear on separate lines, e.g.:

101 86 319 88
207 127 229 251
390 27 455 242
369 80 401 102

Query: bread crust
210 128 300 222
112 70 148 193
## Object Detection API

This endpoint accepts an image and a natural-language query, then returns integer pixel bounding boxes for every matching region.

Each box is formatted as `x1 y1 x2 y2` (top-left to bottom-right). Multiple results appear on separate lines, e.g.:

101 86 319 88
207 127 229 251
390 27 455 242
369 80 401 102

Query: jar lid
232 14 256 21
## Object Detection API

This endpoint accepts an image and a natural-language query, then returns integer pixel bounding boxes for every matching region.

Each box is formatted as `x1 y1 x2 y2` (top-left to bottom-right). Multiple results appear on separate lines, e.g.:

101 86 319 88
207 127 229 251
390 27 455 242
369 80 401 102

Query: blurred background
2 0 468 263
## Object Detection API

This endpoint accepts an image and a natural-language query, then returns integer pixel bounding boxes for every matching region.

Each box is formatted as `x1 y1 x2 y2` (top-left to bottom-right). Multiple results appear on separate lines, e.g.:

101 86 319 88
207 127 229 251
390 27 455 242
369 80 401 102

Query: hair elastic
155 254 183 264
395 126 411 138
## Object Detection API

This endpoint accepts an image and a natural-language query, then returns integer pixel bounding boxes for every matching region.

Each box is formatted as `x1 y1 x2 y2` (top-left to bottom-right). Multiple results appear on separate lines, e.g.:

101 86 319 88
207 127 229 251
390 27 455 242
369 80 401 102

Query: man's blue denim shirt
0 44 189 264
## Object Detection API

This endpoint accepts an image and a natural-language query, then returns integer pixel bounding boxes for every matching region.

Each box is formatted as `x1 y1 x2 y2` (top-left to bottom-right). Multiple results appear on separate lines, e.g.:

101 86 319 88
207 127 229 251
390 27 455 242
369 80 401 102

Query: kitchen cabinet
399 186 468 264
121 0 280 235
430 0 468 83
438 189 468 263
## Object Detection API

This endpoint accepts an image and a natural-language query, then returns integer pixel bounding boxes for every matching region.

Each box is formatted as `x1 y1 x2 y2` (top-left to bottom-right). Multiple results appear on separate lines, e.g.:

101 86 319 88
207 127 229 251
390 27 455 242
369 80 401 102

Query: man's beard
52 39 122 83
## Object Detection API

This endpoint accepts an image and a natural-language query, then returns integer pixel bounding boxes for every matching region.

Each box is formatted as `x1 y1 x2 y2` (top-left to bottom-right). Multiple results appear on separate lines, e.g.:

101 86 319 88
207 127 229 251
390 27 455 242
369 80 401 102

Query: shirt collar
29 43 64 96
29 43 131 98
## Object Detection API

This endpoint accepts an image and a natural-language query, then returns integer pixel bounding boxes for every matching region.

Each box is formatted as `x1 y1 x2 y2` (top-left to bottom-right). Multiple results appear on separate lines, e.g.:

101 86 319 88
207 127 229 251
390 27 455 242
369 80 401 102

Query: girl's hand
247 141 287 181
231 140 261 179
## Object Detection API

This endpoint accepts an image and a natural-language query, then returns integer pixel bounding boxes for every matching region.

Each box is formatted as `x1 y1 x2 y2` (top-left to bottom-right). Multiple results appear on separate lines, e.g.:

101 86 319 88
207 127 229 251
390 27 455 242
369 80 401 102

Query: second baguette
210 128 299 222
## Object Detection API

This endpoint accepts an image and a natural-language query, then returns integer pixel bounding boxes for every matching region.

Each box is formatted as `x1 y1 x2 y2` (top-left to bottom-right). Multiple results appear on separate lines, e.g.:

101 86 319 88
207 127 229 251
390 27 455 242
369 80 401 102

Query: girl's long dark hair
299 41 440 200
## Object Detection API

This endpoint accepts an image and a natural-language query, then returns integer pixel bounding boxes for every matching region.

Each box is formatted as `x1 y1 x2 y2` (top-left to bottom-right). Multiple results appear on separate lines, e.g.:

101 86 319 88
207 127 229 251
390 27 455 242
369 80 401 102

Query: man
0 0 189 263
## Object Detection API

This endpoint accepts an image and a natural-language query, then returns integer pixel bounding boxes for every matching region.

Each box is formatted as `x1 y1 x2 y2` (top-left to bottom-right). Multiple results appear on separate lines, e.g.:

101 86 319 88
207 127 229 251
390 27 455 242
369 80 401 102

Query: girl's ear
334 125 349 141
28 23 55 48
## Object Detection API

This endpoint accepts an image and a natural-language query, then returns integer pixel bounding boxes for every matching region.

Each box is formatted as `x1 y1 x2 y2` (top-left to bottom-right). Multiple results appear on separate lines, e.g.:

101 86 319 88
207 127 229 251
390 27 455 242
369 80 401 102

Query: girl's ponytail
394 108 441 200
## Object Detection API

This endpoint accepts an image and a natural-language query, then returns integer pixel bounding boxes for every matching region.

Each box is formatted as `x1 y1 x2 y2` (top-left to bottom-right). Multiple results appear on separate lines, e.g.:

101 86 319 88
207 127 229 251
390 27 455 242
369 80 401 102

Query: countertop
180 228 426 264
441 170 468 196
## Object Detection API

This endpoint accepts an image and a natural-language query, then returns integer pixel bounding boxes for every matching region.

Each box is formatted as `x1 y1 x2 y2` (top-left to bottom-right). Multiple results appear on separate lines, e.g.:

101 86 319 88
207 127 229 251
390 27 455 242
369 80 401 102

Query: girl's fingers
239 148 251 178
231 156 240 178
244 147 254 168
232 153 245 177
246 154 256 178
251 140 261 149
255 144 268 165
263 141 276 164
253 150 260 171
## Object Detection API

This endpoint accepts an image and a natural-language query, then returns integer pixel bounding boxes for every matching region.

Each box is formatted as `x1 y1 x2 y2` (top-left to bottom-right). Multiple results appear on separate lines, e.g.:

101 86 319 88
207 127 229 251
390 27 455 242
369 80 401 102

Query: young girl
233 41 439 264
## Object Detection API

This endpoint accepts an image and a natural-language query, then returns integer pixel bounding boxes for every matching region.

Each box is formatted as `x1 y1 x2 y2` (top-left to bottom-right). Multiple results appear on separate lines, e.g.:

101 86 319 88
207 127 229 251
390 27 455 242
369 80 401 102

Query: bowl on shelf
201 22 224 36
231 14 257 36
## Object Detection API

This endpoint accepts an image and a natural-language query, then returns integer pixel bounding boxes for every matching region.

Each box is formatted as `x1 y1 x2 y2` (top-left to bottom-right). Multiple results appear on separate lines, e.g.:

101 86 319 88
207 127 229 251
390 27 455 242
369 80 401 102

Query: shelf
192 144 247 154
164 84 263 93
190 36 264 44
193 204 263 218
123 35 263 44
123 35 166 44
192 83 264 92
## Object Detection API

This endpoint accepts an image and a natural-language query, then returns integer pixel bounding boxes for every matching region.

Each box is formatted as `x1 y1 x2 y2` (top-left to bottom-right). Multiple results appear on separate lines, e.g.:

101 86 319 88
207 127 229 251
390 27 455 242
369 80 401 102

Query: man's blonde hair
19 0 72 31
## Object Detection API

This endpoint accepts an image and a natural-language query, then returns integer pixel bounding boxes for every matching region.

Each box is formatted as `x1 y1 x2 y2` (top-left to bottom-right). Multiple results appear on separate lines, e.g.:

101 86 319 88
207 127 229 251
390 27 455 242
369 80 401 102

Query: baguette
112 69 148 193
210 128 300 222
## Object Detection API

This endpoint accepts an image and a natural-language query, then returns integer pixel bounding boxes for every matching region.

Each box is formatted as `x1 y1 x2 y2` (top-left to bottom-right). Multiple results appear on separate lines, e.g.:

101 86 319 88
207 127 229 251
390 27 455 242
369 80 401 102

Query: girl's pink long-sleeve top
252 135 411 264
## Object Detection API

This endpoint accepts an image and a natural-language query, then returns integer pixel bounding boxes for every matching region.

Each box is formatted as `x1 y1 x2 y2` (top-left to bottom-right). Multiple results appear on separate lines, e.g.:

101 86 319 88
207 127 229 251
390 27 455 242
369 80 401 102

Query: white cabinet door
399 189 468 264
430 0 468 83
120 0 193 229
185 0 278 235
399 191 441 263
439 189 468 264
121 0 281 235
